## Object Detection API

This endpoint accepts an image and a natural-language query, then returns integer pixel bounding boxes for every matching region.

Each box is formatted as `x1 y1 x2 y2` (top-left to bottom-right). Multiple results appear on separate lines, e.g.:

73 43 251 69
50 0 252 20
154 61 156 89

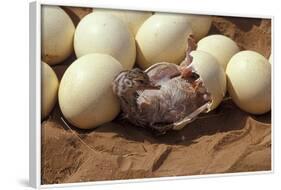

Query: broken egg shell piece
145 62 180 86
144 62 212 130
190 50 227 111
172 103 211 130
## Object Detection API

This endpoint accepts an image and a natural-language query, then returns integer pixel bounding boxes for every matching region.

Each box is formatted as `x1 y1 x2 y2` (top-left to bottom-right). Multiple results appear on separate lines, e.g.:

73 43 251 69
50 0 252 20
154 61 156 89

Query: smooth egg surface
136 13 193 69
41 61 59 119
197 34 240 70
190 50 226 111
59 53 123 129
74 13 136 69
226 50 271 114
42 6 75 65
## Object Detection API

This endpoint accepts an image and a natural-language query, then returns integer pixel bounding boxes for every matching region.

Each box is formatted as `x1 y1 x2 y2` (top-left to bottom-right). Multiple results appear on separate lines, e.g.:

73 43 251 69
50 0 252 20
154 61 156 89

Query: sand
41 8 272 185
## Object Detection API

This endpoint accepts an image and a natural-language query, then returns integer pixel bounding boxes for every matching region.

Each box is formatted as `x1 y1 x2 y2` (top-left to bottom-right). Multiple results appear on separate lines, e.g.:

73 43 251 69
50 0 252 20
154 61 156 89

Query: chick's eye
124 79 132 86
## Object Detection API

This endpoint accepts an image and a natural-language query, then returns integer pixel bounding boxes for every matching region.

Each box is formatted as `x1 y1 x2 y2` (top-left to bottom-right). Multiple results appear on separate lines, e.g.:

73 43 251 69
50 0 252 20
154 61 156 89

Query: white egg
59 53 123 129
93 9 152 36
136 13 193 69
42 6 75 65
74 13 136 69
190 50 226 111
182 14 212 41
226 50 271 114
197 34 240 70
41 61 59 119
152 12 211 41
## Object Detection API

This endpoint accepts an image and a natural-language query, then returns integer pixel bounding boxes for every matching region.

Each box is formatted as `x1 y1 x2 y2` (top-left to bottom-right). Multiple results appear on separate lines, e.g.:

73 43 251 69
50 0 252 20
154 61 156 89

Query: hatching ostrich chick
112 36 211 134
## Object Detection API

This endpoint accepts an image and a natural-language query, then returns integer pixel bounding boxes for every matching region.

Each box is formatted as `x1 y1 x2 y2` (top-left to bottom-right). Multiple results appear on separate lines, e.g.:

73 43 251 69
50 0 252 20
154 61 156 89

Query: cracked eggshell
93 9 152 36
226 50 271 114
190 50 226 111
197 34 240 70
183 14 212 41
59 53 123 129
74 13 136 69
136 13 193 69
41 61 59 119
42 6 75 65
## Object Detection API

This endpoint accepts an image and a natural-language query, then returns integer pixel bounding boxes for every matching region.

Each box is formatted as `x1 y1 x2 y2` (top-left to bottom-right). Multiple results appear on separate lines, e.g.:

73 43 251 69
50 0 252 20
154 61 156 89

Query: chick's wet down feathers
112 36 211 134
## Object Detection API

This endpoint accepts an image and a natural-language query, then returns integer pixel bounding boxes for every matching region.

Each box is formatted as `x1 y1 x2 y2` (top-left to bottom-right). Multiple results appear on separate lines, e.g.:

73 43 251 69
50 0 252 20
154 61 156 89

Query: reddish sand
41 7 271 184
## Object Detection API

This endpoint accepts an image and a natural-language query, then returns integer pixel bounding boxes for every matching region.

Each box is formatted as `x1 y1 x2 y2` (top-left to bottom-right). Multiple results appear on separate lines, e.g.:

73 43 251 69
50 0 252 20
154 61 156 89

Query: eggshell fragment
190 50 226 111
93 9 152 36
136 13 193 69
58 53 123 129
74 13 136 69
42 6 75 65
226 50 271 114
41 61 59 119
197 34 240 70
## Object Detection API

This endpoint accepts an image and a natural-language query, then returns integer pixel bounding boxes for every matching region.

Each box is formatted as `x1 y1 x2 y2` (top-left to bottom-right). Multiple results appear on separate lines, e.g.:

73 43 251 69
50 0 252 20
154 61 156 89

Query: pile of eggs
41 5 271 130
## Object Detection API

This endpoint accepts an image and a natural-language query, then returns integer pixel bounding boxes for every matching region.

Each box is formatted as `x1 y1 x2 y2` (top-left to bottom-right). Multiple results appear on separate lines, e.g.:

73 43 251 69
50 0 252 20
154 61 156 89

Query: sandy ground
41 7 271 184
